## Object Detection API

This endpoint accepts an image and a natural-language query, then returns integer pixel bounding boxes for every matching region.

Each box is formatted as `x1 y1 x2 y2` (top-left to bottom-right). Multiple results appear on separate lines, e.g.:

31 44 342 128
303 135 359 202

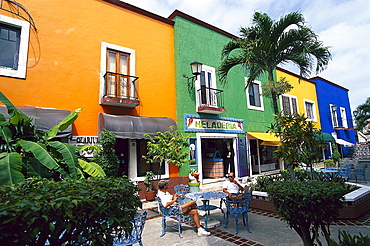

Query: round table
185 191 227 229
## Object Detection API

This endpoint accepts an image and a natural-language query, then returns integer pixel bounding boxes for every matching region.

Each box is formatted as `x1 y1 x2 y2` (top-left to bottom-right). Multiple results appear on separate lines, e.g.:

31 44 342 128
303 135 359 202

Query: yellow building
276 67 321 129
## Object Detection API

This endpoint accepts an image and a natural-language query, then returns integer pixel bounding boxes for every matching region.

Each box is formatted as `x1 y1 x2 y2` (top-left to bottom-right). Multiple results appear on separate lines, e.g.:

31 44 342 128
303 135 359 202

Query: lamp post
183 61 203 91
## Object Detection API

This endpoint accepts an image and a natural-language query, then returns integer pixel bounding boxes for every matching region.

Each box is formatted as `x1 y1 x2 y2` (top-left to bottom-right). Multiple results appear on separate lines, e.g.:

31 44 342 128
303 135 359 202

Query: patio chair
174 184 193 224
354 165 367 183
221 193 252 235
337 167 350 181
174 184 192 204
157 196 188 238
112 210 147 246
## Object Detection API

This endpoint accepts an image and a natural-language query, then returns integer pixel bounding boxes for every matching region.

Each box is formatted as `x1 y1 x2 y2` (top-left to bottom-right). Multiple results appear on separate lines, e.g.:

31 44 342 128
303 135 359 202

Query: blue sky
122 0 370 112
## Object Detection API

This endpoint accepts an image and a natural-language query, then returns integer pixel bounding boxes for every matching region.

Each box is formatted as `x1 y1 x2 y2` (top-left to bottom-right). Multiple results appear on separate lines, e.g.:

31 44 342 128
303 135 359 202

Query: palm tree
353 97 370 130
218 11 331 114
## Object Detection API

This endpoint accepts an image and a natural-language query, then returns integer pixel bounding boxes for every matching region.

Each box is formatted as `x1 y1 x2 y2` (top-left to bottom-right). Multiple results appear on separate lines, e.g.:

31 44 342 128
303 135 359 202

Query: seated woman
157 180 210 237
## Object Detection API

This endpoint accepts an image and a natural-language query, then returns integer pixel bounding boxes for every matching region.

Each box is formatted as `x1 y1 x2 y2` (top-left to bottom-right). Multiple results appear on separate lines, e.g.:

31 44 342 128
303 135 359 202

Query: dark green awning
315 132 335 142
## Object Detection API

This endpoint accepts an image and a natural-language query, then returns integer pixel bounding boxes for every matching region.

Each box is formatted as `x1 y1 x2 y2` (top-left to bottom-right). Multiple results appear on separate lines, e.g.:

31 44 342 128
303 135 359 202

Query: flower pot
188 182 200 192
145 190 156 201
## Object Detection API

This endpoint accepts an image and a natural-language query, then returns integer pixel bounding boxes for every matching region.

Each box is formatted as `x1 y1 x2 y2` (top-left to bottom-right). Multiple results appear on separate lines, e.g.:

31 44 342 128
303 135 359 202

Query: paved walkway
140 199 370 246
138 160 370 245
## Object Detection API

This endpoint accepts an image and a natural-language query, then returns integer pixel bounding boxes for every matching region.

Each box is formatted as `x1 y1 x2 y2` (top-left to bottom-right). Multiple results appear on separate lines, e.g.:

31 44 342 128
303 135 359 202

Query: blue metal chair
174 184 192 205
113 210 147 246
337 168 350 181
222 193 252 234
157 196 187 238
354 165 367 183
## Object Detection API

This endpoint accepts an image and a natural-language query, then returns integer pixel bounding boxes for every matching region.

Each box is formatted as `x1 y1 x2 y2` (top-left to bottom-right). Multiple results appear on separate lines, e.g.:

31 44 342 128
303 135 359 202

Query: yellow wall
0 0 175 136
276 68 321 129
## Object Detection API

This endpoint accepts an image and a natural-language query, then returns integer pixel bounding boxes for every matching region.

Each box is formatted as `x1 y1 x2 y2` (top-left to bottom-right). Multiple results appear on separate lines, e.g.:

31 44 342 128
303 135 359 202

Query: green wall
172 15 276 175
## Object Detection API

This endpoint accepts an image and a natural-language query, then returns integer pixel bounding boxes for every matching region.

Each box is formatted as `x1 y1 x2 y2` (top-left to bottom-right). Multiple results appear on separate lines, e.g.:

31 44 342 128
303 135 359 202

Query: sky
122 0 369 112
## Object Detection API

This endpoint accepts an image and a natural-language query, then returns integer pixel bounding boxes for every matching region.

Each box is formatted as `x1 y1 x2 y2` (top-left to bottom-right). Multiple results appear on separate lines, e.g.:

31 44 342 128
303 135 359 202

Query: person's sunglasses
227 176 234 178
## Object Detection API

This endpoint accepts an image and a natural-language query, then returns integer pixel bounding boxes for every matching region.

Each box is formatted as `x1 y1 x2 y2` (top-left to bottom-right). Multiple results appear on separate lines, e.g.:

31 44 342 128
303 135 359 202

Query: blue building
311 76 356 158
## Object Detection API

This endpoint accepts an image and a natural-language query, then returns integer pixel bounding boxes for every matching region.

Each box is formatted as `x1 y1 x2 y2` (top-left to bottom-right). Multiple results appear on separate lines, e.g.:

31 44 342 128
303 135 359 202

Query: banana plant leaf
0 91 29 125
78 159 106 177
19 140 59 170
49 141 78 179
46 108 82 140
0 152 24 185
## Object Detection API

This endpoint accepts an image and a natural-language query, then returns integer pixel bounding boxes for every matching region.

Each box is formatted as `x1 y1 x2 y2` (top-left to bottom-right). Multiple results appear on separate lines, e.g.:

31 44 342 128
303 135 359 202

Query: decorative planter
145 190 156 201
250 183 370 219
188 182 200 192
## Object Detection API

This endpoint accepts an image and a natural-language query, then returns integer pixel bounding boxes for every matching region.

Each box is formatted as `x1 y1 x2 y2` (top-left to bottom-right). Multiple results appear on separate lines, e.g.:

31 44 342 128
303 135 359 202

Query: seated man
157 180 210 237
223 172 244 198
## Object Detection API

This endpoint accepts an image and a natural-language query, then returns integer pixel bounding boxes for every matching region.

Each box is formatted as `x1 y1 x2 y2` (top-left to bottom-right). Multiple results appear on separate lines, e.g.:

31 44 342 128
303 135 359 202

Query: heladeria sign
184 114 244 133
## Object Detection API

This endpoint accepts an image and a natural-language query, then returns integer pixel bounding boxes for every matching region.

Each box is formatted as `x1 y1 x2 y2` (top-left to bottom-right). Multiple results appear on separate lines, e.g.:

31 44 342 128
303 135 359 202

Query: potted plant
144 171 156 201
186 168 200 192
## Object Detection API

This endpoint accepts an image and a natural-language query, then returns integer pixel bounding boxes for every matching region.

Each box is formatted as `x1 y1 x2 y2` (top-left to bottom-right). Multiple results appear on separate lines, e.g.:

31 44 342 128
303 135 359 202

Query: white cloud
121 0 370 109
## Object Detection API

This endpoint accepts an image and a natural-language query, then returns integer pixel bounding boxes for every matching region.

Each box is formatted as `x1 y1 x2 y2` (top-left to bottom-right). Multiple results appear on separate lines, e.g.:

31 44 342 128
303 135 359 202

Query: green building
169 11 279 183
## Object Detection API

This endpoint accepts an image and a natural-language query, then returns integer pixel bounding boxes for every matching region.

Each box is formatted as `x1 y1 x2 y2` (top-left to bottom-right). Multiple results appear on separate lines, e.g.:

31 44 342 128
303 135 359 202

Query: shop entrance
115 139 129 176
201 138 234 180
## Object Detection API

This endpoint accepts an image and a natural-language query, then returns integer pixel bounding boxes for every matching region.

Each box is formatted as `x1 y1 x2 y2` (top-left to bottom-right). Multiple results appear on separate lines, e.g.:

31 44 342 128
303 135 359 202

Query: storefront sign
71 136 99 158
184 114 244 133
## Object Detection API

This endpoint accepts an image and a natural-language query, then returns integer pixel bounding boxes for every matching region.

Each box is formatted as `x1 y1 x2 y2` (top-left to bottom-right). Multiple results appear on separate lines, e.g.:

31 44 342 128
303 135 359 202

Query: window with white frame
281 94 298 115
195 65 217 109
246 78 264 111
304 99 317 121
0 15 30 78
100 42 136 101
330 104 338 127
340 107 348 128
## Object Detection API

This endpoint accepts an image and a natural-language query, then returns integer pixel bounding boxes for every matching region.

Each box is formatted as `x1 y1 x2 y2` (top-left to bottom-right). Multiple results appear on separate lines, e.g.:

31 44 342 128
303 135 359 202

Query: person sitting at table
223 172 244 198
157 180 210 237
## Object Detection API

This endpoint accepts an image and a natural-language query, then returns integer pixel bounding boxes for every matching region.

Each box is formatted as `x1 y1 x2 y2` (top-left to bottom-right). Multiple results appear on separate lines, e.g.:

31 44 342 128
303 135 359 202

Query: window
330 104 338 127
281 94 298 115
0 15 30 78
246 79 264 111
107 49 130 98
100 42 136 101
304 99 317 121
195 65 217 109
340 107 348 128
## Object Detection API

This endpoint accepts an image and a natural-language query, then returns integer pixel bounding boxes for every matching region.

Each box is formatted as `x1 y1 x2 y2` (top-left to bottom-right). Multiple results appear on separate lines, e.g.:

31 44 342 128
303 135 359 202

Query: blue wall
312 77 356 158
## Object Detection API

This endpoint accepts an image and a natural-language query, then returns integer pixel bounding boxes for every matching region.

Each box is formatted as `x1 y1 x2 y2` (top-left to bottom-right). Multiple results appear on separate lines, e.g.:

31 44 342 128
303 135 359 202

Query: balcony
101 72 139 108
196 87 226 114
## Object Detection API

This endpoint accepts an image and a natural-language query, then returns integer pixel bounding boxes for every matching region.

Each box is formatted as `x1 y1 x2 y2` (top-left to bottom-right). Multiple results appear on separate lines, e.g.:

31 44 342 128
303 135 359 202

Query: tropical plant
269 113 327 178
218 11 331 114
0 177 141 245
331 230 370 246
92 129 120 177
143 126 192 179
143 171 156 192
353 97 370 131
267 180 347 246
0 92 105 185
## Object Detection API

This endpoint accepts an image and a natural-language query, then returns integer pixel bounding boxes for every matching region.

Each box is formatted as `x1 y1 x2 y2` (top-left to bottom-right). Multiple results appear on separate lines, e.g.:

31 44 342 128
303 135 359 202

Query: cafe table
316 169 338 178
185 191 227 229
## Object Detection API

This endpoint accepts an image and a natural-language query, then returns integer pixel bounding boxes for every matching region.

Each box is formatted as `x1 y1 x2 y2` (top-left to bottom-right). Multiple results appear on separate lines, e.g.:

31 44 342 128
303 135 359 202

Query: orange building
0 0 177 182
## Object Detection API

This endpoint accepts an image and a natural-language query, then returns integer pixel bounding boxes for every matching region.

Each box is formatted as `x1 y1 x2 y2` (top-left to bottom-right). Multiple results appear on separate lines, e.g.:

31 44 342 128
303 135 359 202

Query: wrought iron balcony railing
102 72 139 107
196 87 225 114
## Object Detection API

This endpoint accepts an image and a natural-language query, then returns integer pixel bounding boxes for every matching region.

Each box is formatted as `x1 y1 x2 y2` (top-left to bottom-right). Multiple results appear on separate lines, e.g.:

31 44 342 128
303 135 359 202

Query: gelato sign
185 114 244 133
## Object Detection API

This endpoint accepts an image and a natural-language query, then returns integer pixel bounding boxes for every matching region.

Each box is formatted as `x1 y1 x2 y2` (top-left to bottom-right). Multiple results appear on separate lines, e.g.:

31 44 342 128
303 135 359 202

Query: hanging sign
184 114 244 133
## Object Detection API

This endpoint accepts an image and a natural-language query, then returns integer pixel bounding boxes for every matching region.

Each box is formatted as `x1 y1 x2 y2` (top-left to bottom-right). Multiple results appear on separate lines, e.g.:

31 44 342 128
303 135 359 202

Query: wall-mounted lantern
183 61 203 91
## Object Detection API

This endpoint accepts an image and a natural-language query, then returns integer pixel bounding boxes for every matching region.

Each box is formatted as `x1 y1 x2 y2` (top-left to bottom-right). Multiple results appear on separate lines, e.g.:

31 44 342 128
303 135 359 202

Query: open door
237 137 249 177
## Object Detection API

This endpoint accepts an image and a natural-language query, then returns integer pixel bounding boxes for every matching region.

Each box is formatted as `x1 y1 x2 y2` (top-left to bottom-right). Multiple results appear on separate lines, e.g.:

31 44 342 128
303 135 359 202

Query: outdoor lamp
183 61 203 91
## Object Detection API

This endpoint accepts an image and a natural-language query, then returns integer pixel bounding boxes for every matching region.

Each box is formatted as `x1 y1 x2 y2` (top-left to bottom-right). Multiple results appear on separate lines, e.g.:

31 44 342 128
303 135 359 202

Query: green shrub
331 230 370 246
267 180 347 246
0 178 141 245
